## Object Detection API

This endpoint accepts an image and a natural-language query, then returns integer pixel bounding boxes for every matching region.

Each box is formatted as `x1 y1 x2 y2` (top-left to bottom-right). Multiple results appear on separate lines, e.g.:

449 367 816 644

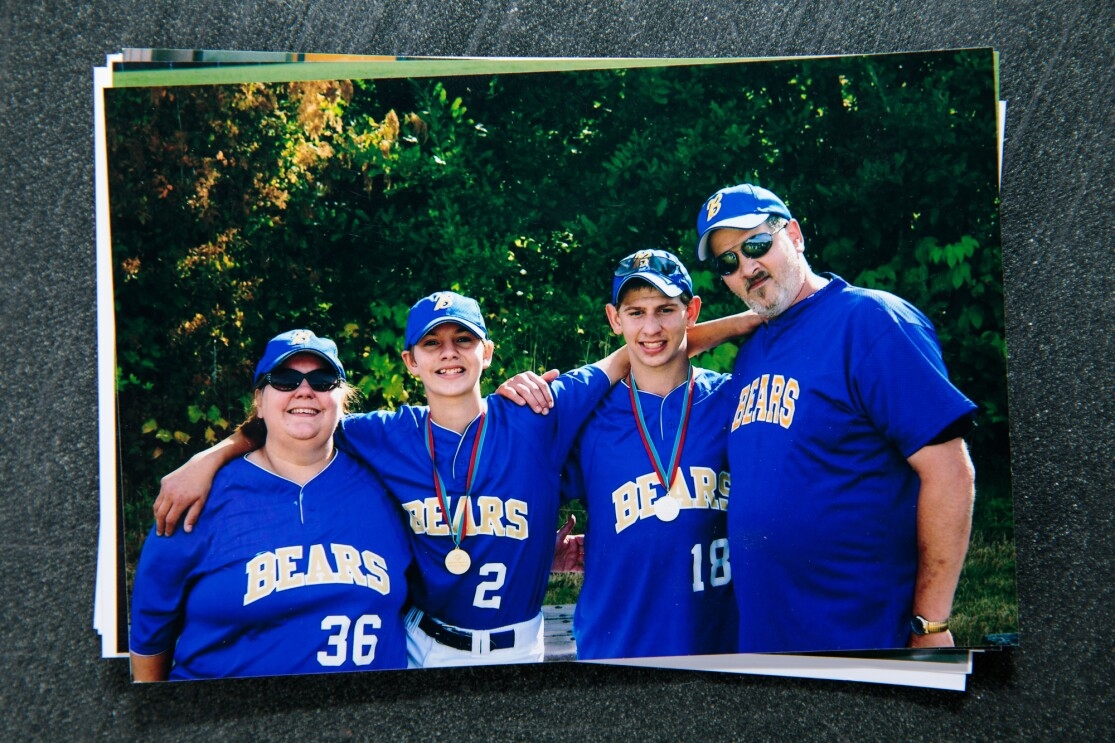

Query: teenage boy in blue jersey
696 183 977 653
560 250 753 660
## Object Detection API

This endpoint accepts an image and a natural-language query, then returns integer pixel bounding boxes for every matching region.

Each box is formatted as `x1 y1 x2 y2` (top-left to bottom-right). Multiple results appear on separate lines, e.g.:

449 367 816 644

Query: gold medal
426 413 488 574
444 547 472 575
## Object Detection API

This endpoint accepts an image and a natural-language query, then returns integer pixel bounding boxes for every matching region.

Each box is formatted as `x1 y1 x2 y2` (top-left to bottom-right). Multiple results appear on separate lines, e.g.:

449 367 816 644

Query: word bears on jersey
244 543 391 606
731 373 799 431
612 467 730 534
401 495 529 540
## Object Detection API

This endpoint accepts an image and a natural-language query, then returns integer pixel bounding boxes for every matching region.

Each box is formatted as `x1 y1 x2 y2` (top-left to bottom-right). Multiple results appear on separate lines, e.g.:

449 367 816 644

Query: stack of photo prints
94 48 1016 690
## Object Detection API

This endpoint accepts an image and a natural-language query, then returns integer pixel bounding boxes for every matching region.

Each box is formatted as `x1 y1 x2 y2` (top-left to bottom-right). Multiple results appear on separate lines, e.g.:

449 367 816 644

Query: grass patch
950 530 1019 646
544 572 583 605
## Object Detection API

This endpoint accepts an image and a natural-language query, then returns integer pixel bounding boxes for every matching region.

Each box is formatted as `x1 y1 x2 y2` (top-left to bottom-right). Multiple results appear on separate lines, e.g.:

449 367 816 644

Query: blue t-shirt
726 274 977 653
337 365 610 630
566 368 738 660
129 451 413 679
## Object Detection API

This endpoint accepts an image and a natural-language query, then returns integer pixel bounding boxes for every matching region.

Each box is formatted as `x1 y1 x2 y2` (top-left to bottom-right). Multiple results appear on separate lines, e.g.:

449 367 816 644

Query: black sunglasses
710 224 787 276
614 253 685 279
258 368 341 392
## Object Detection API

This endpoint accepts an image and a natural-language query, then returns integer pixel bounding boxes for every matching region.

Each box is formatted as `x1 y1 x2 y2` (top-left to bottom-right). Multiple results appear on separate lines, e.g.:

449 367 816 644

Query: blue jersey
337 365 610 630
129 451 413 679
566 368 738 660
726 275 977 653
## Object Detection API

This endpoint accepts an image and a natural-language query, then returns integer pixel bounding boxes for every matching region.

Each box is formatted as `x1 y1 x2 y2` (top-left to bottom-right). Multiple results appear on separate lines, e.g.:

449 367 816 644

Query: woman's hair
236 380 362 448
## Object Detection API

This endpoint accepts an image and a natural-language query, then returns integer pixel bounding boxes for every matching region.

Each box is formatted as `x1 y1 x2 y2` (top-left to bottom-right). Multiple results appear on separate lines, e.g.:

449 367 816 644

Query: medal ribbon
628 366 695 495
424 412 489 551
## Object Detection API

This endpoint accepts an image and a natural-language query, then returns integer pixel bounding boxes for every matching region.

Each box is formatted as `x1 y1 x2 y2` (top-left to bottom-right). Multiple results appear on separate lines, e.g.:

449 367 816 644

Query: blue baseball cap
695 183 792 261
405 291 488 348
253 329 346 387
611 249 694 305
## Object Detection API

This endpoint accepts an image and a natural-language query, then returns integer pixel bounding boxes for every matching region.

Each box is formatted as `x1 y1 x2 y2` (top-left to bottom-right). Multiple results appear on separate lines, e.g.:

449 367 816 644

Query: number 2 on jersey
473 562 506 609
691 538 731 592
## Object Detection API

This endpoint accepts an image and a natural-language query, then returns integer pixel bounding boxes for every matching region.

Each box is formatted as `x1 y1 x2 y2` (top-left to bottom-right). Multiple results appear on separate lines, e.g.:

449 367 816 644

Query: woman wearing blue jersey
129 330 412 680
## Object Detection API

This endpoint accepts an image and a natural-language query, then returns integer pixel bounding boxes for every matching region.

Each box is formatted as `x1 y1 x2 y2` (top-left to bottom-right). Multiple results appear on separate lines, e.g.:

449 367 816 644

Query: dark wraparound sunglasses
710 223 787 276
258 368 341 392
614 253 686 280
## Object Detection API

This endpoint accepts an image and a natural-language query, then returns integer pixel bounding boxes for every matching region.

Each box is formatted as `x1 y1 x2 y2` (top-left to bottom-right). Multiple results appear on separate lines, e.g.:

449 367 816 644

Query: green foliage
108 52 1008 557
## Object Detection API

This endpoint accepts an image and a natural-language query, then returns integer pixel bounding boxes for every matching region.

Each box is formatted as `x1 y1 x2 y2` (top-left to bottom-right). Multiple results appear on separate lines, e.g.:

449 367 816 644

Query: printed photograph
103 50 1016 681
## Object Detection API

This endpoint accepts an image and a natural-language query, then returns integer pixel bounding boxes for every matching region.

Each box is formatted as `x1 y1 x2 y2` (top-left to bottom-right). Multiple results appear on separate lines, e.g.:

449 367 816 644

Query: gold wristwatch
910 615 950 635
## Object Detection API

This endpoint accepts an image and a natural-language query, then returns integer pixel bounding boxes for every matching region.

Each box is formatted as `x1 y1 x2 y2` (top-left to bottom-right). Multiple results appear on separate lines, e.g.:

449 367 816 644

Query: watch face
910 616 927 635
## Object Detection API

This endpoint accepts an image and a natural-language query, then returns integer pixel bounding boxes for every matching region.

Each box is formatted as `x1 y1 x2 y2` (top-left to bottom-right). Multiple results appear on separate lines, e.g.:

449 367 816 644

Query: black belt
418 614 516 652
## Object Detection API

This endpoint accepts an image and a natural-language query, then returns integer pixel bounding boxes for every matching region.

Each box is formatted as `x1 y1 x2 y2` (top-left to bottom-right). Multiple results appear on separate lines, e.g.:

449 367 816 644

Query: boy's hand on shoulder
496 369 559 414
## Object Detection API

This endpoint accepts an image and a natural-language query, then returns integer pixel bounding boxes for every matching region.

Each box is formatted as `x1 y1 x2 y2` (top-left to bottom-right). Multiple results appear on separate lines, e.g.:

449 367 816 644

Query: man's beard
740 265 806 319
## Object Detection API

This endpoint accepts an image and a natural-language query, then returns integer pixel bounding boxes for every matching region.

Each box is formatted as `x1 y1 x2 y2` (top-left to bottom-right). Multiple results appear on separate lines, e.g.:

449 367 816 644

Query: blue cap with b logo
696 183 792 261
405 291 489 349
253 329 346 387
611 250 694 305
